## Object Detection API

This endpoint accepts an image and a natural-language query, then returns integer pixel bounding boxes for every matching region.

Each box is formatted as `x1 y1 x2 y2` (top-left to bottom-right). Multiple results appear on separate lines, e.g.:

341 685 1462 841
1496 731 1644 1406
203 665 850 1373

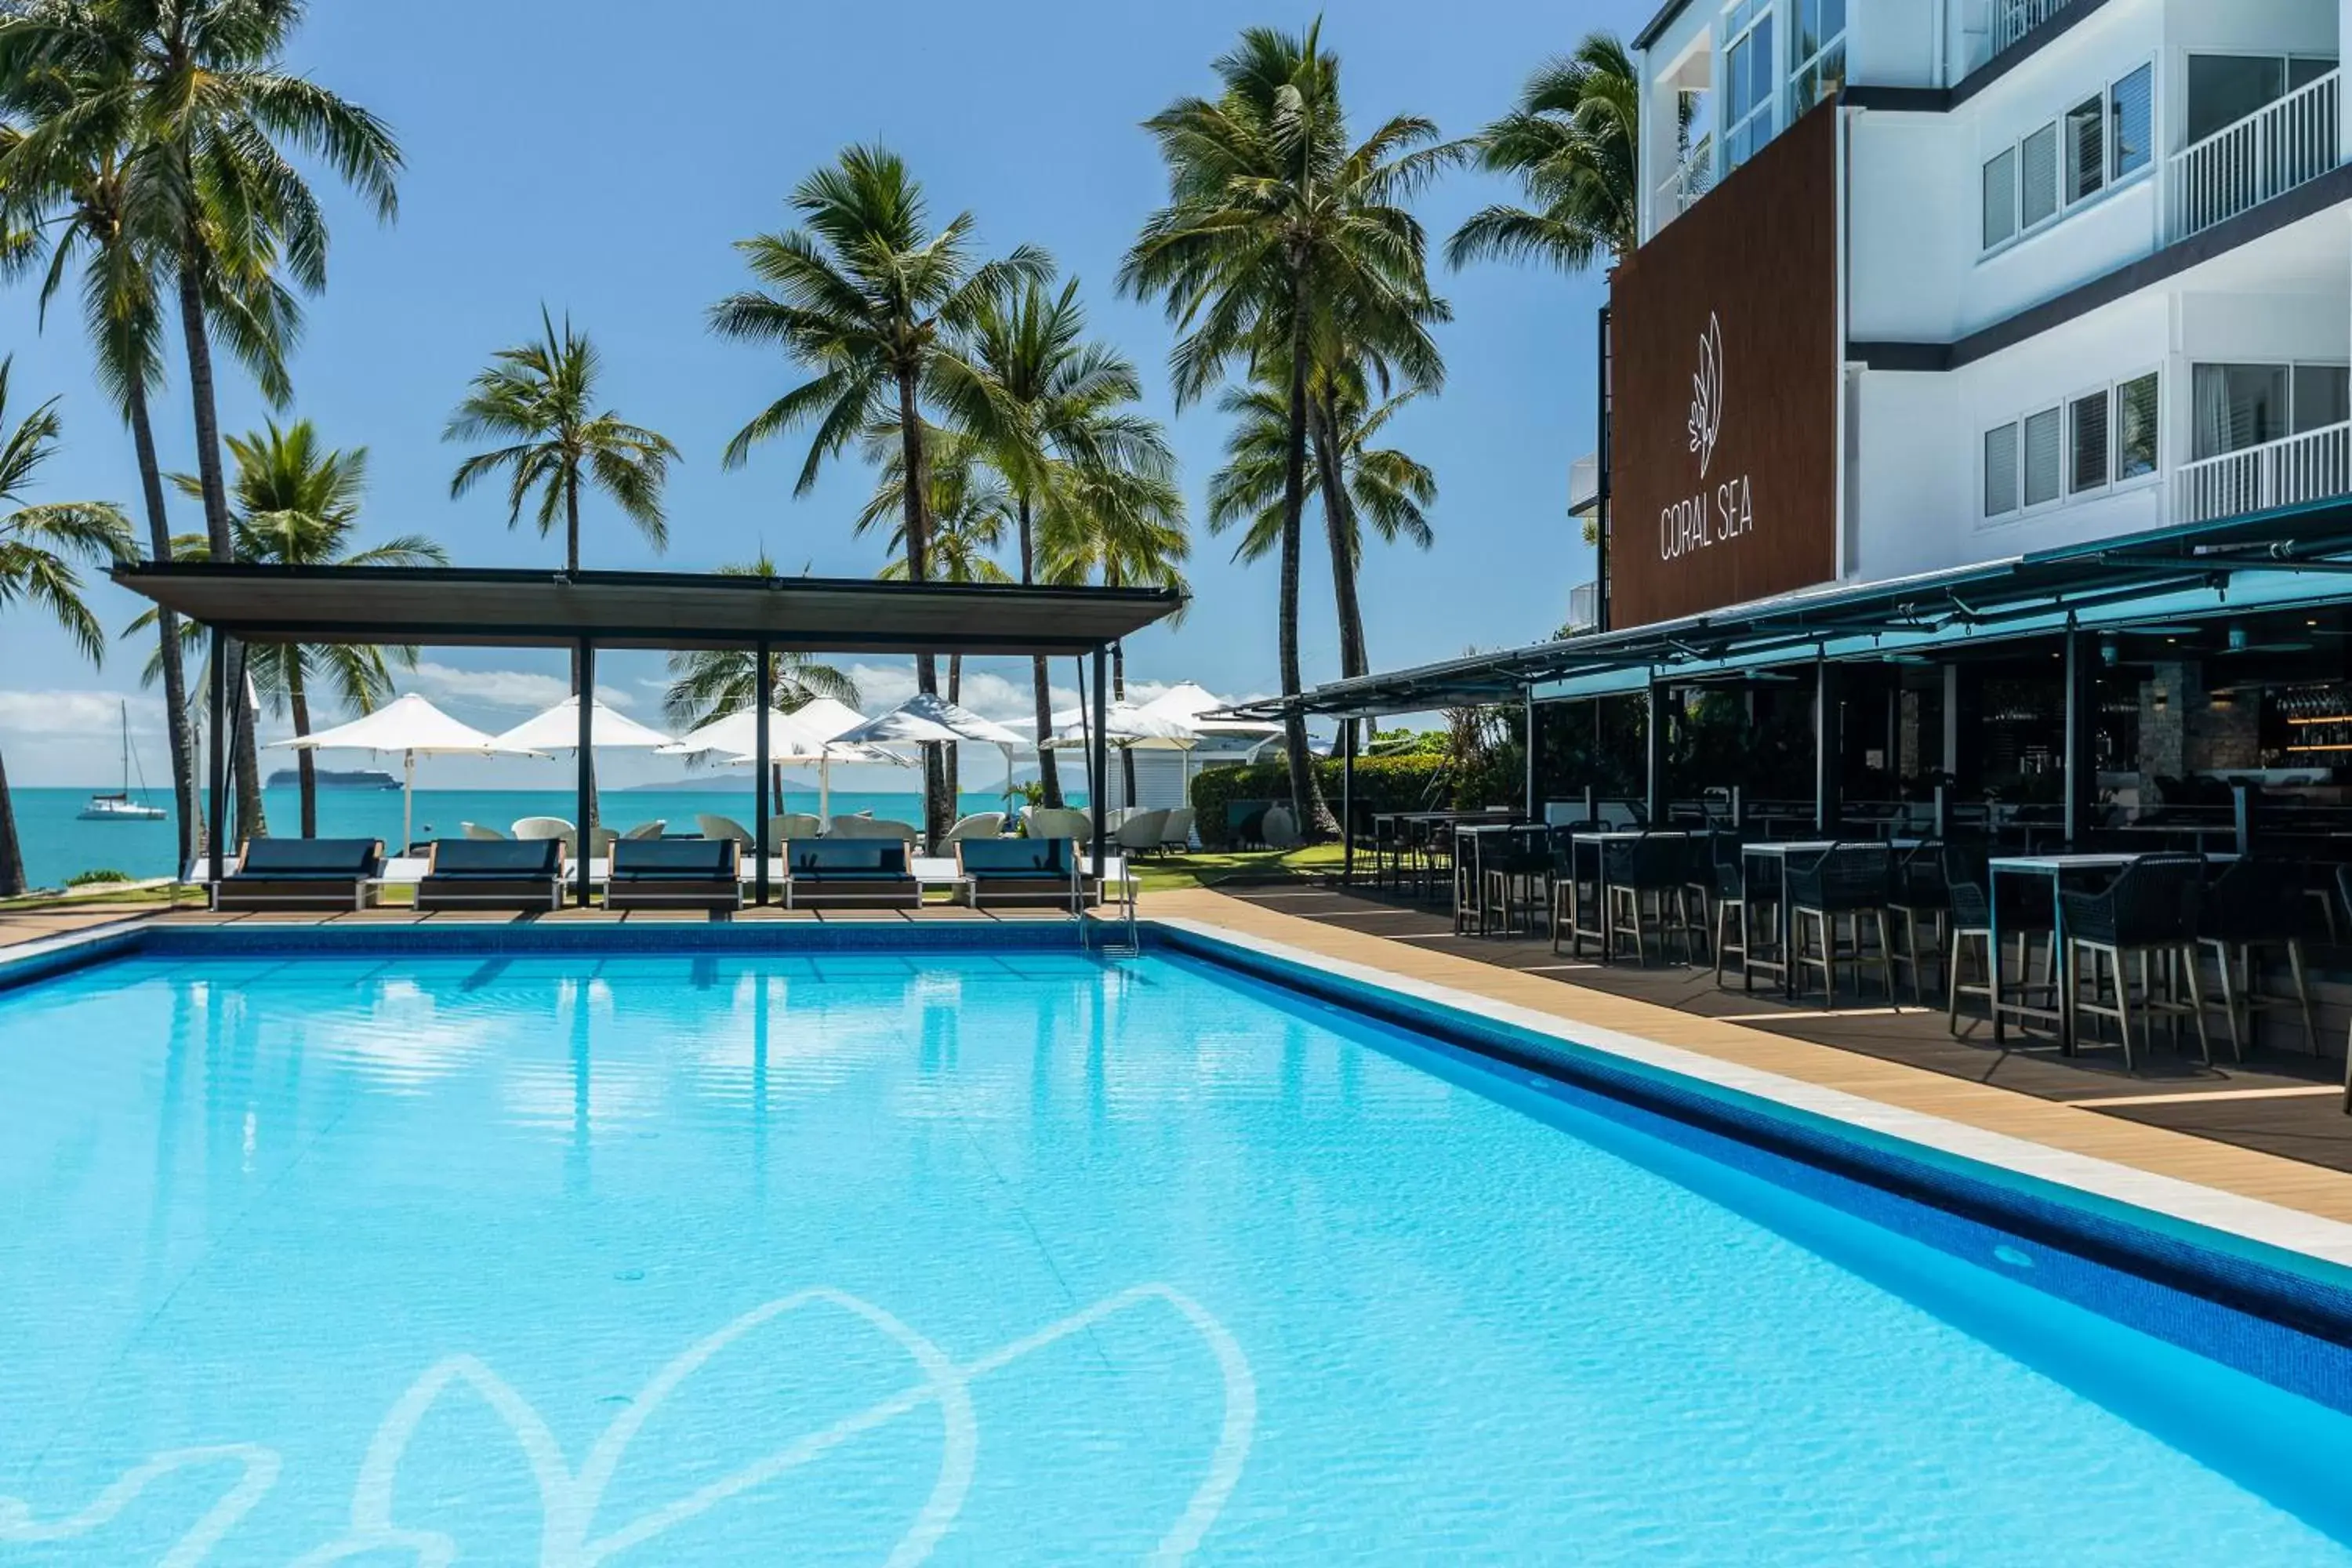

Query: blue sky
0 0 1628 787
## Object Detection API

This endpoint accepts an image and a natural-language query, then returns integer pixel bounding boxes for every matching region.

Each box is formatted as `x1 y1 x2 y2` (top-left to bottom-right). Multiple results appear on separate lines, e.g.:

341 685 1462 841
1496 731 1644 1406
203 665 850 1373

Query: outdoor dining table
1450 820 1541 934
1563 829 1691 960
1985 851 2237 1052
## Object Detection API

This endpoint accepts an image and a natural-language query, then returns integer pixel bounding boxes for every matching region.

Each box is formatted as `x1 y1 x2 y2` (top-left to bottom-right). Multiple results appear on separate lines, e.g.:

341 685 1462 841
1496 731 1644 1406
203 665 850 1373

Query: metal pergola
114 563 1185 907
1218 495 2352 864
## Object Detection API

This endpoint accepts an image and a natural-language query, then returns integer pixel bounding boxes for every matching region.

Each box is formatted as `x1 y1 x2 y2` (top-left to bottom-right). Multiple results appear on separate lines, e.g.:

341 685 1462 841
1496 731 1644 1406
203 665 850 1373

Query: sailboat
78 702 168 822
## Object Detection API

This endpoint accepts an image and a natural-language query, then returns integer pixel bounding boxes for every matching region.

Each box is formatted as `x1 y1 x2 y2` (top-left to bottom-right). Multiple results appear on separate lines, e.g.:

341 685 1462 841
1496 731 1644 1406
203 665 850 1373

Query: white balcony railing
1988 0 2069 64
1653 137 1713 232
2170 71 2341 241
2176 421 2352 525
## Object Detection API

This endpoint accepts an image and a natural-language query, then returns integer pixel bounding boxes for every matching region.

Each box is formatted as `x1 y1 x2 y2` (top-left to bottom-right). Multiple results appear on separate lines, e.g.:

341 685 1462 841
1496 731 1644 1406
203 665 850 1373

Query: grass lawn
1132 843 1345 893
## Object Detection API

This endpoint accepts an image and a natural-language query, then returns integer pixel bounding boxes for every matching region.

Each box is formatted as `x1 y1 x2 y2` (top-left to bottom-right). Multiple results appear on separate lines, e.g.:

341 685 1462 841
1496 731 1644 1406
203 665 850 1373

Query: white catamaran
78 702 167 822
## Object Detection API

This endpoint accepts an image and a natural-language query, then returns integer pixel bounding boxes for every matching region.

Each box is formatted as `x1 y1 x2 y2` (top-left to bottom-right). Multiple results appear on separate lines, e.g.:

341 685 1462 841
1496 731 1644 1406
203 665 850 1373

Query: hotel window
1787 0 1844 118
1724 0 1777 171
1985 372 2159 520
2193 363 2350 458
1980 62 2155 255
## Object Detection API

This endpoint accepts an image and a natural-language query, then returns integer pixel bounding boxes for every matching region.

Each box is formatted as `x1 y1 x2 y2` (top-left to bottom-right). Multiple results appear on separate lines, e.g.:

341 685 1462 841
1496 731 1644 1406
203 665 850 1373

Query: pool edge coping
1148 914 2352 1274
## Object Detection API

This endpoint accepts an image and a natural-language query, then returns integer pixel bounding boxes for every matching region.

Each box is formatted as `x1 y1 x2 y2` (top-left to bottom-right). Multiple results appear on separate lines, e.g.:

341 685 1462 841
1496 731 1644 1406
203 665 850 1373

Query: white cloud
0 688 167 739
407 662 636 713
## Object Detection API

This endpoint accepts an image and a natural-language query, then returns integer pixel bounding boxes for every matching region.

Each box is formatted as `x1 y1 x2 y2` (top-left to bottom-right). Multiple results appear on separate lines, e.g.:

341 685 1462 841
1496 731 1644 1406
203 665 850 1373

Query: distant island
266 768 399 790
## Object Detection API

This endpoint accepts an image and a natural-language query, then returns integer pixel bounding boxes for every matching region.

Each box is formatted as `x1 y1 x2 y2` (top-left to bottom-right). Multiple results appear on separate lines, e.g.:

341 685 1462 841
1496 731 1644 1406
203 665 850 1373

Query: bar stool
1604 836 1704 965
1481 826 1551 937
1886 840 1949 1004
1787 843 1894 1004
2198 857 2318 1059
1711 837 1769 990
2058 855 2209 1070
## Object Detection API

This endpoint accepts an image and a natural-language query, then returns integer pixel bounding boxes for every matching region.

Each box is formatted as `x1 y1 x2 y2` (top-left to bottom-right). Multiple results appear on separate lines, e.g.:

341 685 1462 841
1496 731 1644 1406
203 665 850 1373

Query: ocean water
2 945 2350 1562
4 786 1038 889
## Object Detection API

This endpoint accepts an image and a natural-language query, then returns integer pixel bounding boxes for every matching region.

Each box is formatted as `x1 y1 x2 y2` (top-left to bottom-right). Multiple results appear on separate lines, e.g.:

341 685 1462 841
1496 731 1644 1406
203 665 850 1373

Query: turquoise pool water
2 946 2350 1563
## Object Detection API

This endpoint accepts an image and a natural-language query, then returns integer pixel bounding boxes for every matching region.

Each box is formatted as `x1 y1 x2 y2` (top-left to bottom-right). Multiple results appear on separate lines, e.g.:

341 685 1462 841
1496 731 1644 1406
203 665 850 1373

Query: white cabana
1141 681 1283 738
832 692 1033 811
271 692 545 852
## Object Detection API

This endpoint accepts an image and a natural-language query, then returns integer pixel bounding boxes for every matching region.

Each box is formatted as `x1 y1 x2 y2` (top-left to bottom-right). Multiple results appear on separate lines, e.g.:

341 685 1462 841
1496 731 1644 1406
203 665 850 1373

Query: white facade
1631 0 2352 603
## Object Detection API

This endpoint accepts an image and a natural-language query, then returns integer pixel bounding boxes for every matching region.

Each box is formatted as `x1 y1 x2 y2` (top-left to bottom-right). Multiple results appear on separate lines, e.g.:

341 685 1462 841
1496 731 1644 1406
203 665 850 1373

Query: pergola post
2063 625 2096 848
1341 719 1358 884
575 638 595 909
1815 658 1842 836
754 639 772 907
1090 645 1109 895
208 631 227 895
1643 681 1666 825
1523 687 1538 820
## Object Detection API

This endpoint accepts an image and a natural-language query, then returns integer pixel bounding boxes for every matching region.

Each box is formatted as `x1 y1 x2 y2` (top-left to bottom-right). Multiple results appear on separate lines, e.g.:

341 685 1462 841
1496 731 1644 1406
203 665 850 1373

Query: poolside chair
213 837 387 913
695 813 754 845
954 836 1084 911
781 839 921 910
459 822 510 841
942 811 1006 842
770 813 824 844
1026 807 1092 841
415 837 564 913
604 837 742 913
1115 808 1172 858
826 815 920 841
511 816 574 851
1159 806 1197 853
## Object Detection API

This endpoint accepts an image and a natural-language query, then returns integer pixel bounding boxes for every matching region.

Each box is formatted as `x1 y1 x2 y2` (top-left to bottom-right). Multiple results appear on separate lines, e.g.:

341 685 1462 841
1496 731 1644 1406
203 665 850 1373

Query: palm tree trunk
564 470 597 846
1310 394 1370 755
895 366 949 844
1112 638 1138 808
126 372 198 869
289 664 317 840
176 243 266 839
1020 495 1062 808
0 745 23 898
1276 283 1316 831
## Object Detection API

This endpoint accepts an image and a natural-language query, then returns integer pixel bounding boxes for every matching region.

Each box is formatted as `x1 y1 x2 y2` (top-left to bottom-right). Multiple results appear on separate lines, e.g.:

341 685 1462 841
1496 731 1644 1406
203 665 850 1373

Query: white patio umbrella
655 704 904 820
271 692 546 853
1044 699 1199 809
830 692 1033 815
1140 681 1283 739
490 695 674 753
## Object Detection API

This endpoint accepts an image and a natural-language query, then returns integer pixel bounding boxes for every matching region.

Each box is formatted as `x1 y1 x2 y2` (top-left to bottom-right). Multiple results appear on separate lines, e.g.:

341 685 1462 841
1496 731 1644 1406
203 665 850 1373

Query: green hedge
1189 754 1453 847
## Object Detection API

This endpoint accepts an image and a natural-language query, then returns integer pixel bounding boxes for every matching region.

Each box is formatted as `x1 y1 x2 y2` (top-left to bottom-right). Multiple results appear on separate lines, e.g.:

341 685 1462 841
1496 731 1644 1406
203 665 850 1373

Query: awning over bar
111 563 1183 655
1226 496 2352 719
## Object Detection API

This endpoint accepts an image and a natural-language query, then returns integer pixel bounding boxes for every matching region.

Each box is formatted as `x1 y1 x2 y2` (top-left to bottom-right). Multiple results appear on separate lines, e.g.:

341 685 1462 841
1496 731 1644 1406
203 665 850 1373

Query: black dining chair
2195 858 2318 1060
1603 835 1704 966
2059 854 2209 1070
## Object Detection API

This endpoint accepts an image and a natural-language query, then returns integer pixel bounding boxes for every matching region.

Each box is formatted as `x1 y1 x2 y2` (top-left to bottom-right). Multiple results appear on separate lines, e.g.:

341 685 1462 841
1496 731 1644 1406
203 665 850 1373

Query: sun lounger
782 840 921 910
953 837 1086 910
415 837 564 913
604 838 742 913
213 837 387 913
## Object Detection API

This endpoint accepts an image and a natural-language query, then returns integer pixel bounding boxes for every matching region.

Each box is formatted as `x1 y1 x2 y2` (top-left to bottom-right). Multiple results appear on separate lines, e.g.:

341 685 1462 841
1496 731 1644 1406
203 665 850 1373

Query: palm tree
1208 364 1435 688
1123 21 1448 827
1042 462 1189 808
662 553 862 815
137 420 443 836
1446 34 1645 277
0 358 133 895
707 143 1047 844
947 277 1172 808
0 0 403 840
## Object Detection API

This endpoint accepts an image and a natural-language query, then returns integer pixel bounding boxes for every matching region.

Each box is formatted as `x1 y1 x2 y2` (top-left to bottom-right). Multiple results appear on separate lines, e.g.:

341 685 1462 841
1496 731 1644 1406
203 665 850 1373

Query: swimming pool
3 929 2351 1563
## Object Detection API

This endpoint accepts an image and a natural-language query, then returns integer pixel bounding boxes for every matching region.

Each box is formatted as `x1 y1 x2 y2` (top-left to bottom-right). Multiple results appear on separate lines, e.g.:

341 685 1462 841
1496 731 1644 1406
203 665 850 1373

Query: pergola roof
110 564 1182 655
1226 496 2352 719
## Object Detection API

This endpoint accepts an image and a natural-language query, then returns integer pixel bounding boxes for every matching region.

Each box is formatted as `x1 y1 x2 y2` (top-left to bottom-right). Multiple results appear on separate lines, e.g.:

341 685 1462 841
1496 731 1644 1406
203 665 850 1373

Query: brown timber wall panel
1609 103 1839 629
